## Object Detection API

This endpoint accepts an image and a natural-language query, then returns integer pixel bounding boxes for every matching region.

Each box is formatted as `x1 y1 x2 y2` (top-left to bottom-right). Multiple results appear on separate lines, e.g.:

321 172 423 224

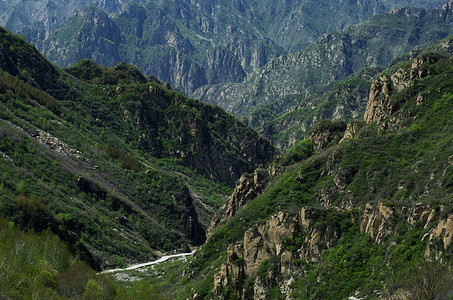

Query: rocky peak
363 74 393 124
364 53 438 125
308 120 347 152
74 7 123 43
206 168 271 238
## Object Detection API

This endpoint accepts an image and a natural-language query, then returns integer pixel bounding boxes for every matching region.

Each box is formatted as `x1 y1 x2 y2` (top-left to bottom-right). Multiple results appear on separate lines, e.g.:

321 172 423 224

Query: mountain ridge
0 26 276 271
180 36 453 299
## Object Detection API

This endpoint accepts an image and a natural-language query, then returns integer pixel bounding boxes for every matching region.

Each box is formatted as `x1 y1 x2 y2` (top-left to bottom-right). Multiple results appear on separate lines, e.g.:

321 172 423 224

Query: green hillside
0 26 275 275
147 37 453 299
1 3 453 300
194 5 453 150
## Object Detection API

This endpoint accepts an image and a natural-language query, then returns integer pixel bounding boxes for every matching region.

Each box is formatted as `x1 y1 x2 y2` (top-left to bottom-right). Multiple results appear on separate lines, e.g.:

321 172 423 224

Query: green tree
83 279 103 300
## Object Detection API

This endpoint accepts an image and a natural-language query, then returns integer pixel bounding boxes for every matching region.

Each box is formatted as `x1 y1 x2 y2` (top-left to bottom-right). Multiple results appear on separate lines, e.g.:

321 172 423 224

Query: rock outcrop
360 201 453 260
206 169 271 238
424 213 453 259
360 202 396 244
213 208 341 299
308 120 347 152
364 52 439 126
339 120 365 143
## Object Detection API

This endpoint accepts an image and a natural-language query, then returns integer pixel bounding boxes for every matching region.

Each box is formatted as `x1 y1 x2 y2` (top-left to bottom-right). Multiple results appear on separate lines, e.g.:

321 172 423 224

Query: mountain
0 0 387 94
193 3 453 150
162 36 453 299
0 26 276 273
252 66 382 150
382 0 446 8
0 1 449 95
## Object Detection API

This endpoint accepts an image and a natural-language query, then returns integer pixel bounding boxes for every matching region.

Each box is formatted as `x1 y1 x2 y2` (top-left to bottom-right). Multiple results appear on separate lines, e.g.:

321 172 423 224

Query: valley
0 0 453 299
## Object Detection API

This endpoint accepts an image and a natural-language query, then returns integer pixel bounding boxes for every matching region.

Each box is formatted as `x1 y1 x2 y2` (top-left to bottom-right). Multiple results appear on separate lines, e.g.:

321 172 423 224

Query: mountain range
1 0 453 299
0 0 446 95
180 34 453 300
194 4 453 149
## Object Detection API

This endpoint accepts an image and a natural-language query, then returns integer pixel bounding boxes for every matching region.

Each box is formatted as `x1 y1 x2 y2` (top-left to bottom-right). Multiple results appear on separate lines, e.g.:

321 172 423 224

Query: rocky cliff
213 208 341 299
206 168 272 238
193 5 453 151
188 41 453 299
360 201 453 261
36 7 124 68
364 51 450 126
1 0 390 94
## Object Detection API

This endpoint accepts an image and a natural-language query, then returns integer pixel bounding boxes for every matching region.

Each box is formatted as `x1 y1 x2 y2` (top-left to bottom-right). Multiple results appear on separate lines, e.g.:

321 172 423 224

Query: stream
99 250 196 274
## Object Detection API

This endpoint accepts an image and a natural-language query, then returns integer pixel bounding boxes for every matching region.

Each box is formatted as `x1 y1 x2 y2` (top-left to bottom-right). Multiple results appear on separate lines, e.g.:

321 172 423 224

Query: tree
393 261 453 300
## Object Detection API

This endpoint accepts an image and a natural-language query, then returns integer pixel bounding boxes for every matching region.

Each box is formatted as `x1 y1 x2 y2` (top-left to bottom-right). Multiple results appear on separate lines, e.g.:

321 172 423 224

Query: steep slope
254 67 382 150
382 0 446 8
35 7 124 69
165 38 453 299
0 27 275 269
1 0 387 94
194 4 453 140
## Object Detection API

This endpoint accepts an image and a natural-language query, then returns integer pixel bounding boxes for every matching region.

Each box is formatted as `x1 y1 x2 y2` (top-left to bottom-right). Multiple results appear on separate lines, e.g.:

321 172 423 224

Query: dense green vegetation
159 41 453 299
0 24 276 282
0 218 173 299
66 59 153 86
2 4 453 299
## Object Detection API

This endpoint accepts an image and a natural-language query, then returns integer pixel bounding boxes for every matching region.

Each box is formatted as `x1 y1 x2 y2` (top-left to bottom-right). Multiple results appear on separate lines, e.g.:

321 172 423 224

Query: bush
101 145 143 172
391 261 453 300
280 139 314 166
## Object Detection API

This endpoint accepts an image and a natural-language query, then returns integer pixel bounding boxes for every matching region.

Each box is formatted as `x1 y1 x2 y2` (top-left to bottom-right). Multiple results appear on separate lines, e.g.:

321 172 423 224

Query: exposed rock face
213 208 340 298
206 169 271 238
360 202 453 260
339 120 365 143
308 121 347 152
361 202 396 244
1 0 388 94
363 74 394 124
242 212 297 274
213 244 245 295
298 207 341 262
36 7 123 68
364 53 438 125
424 213 453 259
194 6 453 118
408 202 438 228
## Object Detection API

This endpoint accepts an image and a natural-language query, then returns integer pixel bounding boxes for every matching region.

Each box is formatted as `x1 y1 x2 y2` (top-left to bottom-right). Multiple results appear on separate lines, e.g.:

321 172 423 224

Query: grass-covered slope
168 39 453 300
0 218 172 300
0 26 275 271
194 5 453 150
